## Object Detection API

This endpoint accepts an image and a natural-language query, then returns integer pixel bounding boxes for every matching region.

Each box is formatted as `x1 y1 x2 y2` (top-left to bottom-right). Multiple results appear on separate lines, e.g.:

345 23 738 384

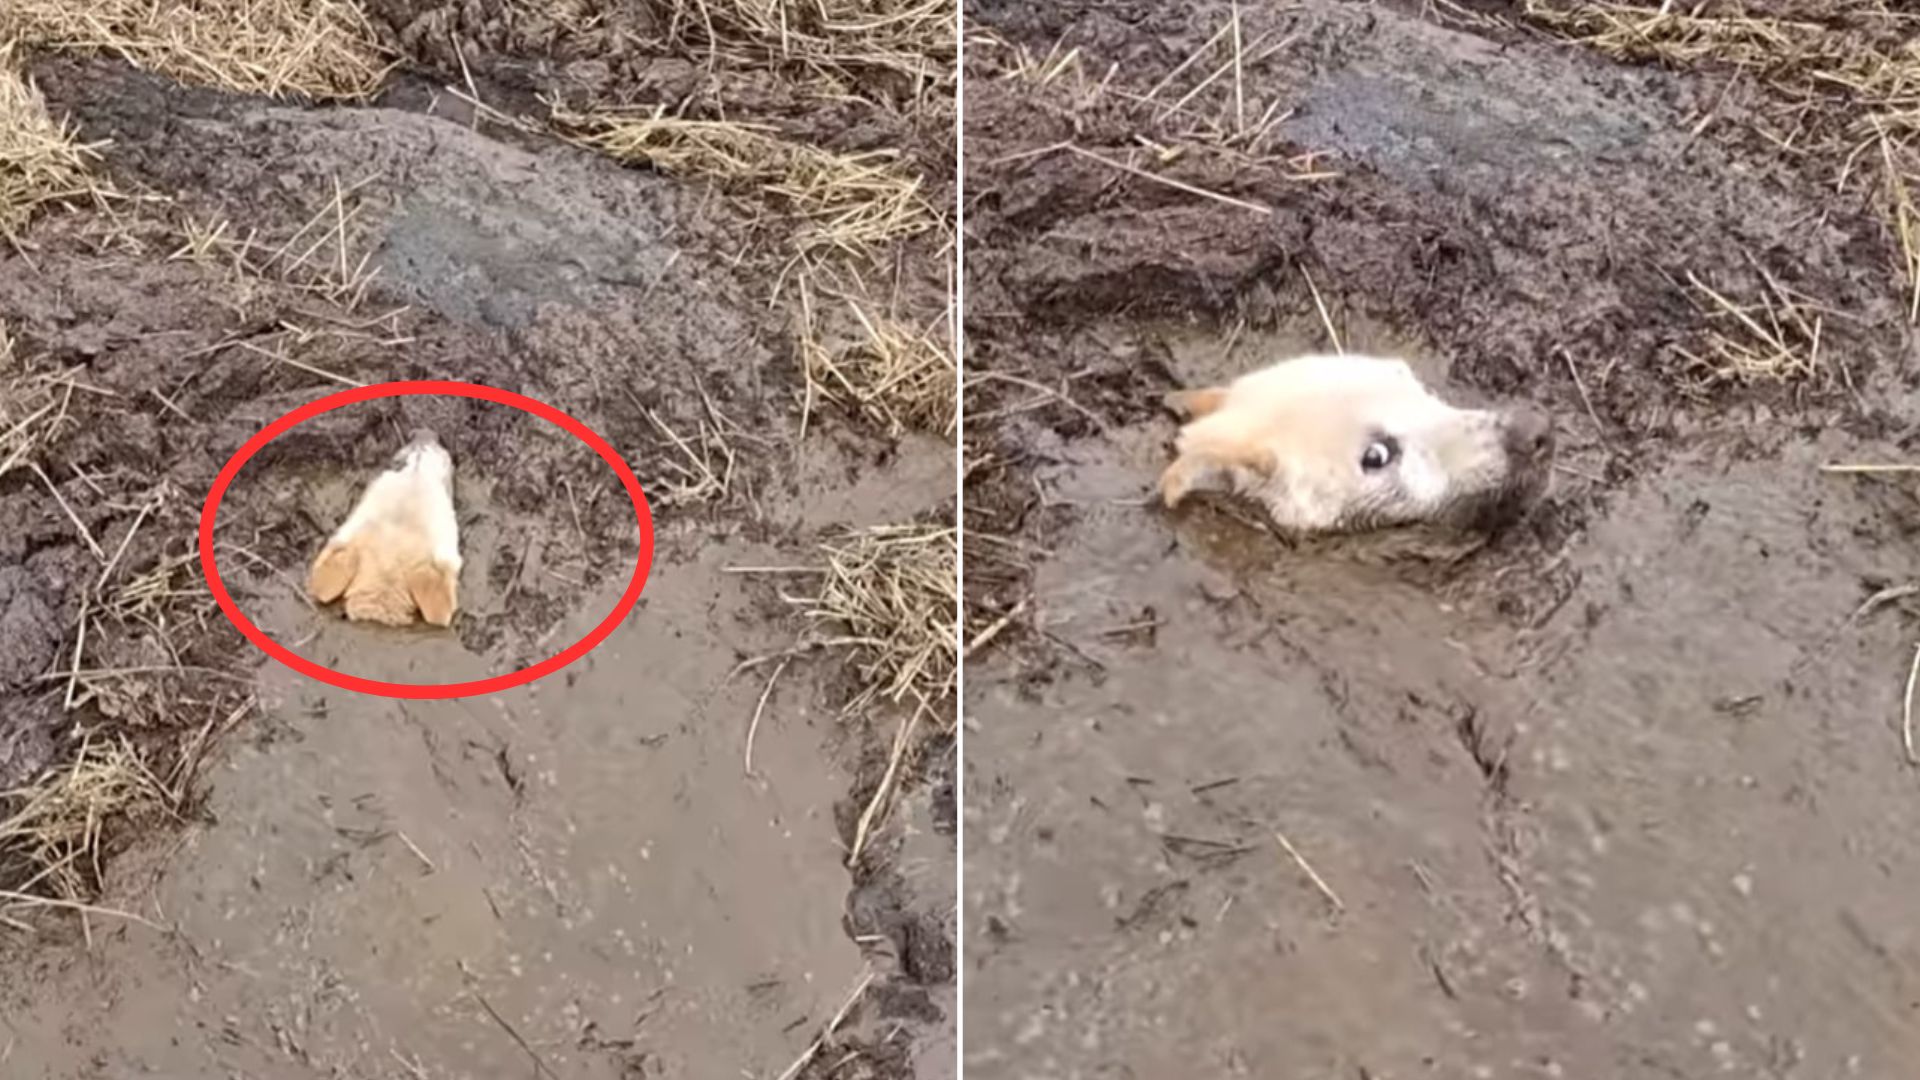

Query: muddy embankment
963 1 1920 1076
0 3 955 1076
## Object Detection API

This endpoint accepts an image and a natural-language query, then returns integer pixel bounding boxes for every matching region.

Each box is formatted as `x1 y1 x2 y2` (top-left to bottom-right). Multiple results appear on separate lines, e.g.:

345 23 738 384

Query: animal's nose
1501 407 1554 462
407 427 441 447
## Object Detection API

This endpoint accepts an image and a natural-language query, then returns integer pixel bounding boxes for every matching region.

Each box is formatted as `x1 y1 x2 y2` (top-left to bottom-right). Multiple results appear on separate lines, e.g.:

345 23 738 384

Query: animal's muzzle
1499 407 1555 467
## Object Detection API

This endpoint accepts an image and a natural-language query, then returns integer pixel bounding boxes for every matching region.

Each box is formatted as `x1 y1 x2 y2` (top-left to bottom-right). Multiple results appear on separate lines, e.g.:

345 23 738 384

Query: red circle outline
198 380 655 700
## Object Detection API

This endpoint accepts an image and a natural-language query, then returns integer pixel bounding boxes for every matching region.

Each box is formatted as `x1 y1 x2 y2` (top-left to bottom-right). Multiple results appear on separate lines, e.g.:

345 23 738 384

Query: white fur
329 441 461 573
1163 352 1539 533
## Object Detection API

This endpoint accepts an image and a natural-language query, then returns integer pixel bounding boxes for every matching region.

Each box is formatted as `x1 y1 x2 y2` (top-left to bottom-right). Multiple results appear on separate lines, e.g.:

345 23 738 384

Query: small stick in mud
1903 643 1920 767
1558 347 1609 443
774 969 876 1080
1298 264 1342 354
472 992 559 1080
0 888 165 932
1274 829 1344 914
1820 462 1920 474
743 657 791 778
966 370 1105 431
1231 1 1246 134
395 831 436 874
964 598 1028 658
1062 143 1276 216
846 703 925 867
30 462 103 560
1852 583 1919 622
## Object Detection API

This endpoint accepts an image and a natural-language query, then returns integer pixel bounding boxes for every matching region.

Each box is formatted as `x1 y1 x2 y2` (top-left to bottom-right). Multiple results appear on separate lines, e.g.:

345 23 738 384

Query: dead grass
797 279 955 437
1 366 73 479
764 523 954 867
632 384 742 507
165 173 385 310
0 44 107 240
1673 264 1828 387
792 523 957 713
553 105 935 263
0 736 166 912
0 335 257 922
0 0 389 100
652 0 955 104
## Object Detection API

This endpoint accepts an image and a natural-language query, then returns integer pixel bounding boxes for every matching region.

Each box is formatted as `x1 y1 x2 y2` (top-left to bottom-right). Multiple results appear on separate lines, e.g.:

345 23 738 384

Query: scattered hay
632 389 740 507
0 45 106 240
653 0 955 102
0 735 166 909
1522 2 1836 71
165 173 385 310
795 523 957 712
798 281 955 437
995 30 1090 88
1674 266 1825 387
0 365 76 479
0 0 390 100
554 105 934 262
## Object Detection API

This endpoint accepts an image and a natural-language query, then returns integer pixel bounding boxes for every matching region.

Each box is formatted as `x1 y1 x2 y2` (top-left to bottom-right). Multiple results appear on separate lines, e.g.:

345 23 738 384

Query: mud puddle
968 401 1920 1077
965 0 1920 1076
2 27 952 1079
5 548 872 1077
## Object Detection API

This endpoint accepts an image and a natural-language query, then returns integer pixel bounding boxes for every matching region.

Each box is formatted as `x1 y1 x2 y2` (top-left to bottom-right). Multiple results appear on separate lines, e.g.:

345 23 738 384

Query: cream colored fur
1161 353 1551 533
307 430 462 627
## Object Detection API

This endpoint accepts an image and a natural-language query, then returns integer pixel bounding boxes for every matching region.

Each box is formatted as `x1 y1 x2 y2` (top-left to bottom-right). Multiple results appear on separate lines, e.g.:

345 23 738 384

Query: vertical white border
950 0 968 1073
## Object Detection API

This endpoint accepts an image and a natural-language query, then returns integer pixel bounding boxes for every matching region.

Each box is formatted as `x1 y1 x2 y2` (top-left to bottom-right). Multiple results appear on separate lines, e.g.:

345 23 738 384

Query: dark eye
1360 437 1398 472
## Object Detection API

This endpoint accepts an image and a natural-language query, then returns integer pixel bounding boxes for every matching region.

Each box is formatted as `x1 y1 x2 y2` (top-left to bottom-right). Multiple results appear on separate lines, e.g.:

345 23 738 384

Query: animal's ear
1159 441 1277 508
407 561 459 627
308 543 360 604
1163 386 1229 420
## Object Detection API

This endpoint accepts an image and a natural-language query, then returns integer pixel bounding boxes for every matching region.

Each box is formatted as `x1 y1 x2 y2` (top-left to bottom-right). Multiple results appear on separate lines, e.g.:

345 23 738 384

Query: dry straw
655 0 956 95
0 0 389 100
1674 265 1826 387
0 45 106 240
798 282 956 437
797 523 958 712
553 105 934 261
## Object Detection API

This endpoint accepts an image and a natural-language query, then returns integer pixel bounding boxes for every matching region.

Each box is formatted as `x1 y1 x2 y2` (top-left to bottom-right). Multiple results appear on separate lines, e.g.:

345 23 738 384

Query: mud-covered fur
307 429 462 627
1160 353 1554 534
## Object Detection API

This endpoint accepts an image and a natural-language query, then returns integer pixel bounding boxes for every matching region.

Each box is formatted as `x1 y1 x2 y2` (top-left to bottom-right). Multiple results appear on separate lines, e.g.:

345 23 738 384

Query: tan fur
1163 387 1228 420
307 544 359 604
307 430 462 627
406 562 458 627
307 528 459 627
1160 353 1553 534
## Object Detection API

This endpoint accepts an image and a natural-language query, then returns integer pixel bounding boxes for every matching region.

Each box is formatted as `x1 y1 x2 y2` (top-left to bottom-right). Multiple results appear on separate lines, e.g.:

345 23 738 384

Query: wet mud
964 1 1920 1077
1 22 951 1078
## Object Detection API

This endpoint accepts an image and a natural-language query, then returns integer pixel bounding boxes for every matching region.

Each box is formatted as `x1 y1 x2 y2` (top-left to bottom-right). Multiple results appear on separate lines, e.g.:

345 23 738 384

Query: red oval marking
199 380 655 700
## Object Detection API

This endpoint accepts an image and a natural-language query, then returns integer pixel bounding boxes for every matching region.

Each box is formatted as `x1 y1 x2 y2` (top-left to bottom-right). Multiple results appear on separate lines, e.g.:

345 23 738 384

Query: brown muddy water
964 0 1920 1077
7 560 862 1078
0 36 953 1080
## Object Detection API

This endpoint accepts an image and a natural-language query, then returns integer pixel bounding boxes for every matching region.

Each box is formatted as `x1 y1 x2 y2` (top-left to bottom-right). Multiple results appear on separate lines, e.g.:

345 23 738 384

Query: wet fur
1160 353 1552 535
307 432 461 627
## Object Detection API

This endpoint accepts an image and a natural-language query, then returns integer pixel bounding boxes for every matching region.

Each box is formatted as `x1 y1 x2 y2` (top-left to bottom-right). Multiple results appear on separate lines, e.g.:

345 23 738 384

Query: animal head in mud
1159 353 1554 535
307 427 463 627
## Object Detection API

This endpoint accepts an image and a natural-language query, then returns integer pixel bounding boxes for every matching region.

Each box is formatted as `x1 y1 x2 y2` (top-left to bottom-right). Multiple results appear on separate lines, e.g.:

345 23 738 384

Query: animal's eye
1360 437 1398 472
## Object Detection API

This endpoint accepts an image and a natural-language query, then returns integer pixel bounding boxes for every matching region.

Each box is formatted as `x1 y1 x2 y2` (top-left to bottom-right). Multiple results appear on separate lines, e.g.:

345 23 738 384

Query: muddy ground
963 1 1920 1077
0 16 952 1079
